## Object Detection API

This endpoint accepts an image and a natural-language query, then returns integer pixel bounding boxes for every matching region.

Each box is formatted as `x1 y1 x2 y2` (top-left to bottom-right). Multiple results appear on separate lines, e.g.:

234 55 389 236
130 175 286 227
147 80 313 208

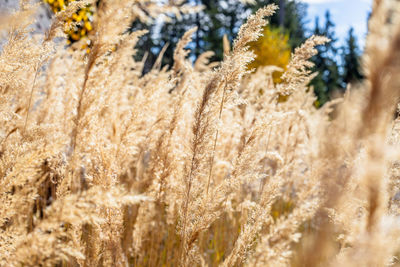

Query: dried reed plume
1 0 400 266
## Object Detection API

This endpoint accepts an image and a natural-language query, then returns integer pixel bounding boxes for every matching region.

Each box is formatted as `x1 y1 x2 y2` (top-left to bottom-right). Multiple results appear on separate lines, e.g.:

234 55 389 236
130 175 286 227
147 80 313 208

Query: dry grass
1 0 400 266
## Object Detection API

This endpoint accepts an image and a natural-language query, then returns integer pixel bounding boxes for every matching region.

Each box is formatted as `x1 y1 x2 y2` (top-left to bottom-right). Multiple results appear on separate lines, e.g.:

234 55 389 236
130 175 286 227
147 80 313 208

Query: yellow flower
59 0 65 9
84 21 93 31
43 0 94 47
71 13 79 21
71 33 80 41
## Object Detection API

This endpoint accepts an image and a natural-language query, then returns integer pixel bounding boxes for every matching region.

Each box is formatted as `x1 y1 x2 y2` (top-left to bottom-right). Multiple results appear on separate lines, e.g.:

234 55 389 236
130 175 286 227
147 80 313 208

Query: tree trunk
279 0 285 27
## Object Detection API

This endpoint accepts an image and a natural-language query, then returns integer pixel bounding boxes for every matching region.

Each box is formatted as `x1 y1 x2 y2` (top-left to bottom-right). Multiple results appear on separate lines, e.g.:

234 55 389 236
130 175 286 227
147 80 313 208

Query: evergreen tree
132 0 307 72
200 0 250 61
156 12 195 67
251 0 307 48
133 0 249 69
131 1 197 72
342 27 363 85
130 20 157 73
310 11 342 107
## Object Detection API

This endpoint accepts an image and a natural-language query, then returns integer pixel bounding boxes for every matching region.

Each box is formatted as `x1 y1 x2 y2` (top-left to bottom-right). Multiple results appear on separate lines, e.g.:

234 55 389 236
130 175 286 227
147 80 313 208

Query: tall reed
0 0 400 266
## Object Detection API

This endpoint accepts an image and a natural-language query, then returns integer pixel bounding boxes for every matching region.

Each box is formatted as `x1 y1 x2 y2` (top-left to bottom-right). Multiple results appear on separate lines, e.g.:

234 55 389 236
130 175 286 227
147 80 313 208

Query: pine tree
131 0 196 72
310 11 342 107
251 0 307 48
201 0 249 61
342 27 363 85
131 0 307 72
156 12 194 67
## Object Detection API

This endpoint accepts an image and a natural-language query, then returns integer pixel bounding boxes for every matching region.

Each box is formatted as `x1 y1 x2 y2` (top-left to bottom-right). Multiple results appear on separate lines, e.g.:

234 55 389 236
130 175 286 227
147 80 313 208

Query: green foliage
200 0 250 61
131 1 363 109
310 11 342 107
342 27 364 85
133 0 307 72
251 0 308 48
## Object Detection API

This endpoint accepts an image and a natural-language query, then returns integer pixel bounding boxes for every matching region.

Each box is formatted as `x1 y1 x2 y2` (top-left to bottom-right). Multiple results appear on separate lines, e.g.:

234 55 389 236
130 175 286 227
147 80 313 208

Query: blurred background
132 0 371 107
0 0 373 107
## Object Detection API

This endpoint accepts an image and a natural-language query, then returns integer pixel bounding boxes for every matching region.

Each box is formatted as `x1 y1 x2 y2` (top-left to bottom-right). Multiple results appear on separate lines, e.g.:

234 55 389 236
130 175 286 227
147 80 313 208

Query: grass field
1 0 400 266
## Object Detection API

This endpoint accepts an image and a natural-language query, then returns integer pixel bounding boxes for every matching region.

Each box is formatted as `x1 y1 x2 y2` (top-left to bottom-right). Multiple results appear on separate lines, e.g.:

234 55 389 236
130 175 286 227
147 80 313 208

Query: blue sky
300 0 372 48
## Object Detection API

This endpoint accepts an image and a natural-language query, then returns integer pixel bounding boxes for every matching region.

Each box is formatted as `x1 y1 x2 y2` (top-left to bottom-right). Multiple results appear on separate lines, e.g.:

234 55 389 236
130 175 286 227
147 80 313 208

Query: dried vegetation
1 0 400 266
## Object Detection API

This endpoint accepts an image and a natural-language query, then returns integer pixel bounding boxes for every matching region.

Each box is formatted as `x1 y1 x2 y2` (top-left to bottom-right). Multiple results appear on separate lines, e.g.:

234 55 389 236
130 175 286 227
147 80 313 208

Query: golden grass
1 0 400 266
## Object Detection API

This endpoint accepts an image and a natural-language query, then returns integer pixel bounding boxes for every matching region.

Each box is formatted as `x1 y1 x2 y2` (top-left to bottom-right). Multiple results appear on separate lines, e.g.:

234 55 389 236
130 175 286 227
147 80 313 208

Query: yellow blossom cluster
44 0 95 47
